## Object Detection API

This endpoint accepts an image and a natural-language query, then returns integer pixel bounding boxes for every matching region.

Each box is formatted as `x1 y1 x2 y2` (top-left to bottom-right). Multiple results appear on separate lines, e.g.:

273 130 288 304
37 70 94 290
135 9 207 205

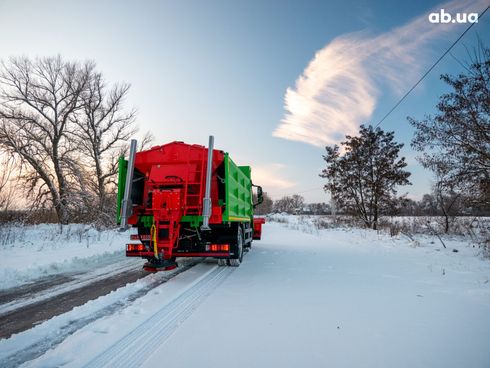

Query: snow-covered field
0 224 132 289
1 217 490 367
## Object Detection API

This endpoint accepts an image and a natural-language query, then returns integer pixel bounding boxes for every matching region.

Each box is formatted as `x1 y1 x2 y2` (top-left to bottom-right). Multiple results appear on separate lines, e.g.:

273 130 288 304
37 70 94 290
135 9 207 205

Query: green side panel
222 153 252 222
116 157 128 225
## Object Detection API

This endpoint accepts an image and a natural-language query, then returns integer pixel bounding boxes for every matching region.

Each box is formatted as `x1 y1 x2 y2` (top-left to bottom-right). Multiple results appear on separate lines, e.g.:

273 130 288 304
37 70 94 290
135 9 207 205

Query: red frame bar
130 234 151 241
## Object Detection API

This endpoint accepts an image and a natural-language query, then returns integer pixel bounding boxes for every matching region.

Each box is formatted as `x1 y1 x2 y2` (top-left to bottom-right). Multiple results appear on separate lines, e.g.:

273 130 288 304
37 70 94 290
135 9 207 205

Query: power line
448 51 471 73
375 4 490 128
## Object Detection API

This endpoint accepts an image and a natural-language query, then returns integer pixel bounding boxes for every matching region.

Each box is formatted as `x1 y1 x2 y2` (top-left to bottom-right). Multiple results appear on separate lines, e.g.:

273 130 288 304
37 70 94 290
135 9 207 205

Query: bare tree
70 71 136 222
0 55 139 225
410 44 490 211
273 194 304 214
139 131 154 151
431 160 464 233
306 202 331 215
253 191 273 215
0 154 15 210
0 56 93 223
419 193 438 215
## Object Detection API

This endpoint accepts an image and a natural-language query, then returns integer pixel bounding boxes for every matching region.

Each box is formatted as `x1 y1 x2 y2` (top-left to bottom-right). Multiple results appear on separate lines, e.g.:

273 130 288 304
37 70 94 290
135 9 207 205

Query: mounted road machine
117 136 265 272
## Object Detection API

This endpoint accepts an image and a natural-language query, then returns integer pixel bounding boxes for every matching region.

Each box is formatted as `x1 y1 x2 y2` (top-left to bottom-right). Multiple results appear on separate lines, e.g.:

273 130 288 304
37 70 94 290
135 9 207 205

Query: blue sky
0 0 489 202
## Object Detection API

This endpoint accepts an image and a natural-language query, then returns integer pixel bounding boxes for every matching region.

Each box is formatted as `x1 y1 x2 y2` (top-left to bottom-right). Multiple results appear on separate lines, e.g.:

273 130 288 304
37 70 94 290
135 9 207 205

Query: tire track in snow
84 266 234 368
0 259 142 316
0 259 204 368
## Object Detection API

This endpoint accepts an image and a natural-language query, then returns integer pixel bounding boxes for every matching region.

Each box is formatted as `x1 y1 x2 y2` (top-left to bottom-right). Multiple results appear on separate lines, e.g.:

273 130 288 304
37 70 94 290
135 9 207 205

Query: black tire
244 223 252 249
245 237 252 251
229 226 243 267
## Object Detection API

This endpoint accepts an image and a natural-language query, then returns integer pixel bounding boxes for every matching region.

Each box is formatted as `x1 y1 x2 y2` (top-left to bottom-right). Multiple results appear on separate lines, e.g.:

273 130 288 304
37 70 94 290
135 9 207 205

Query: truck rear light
130 234 150 241
127 244 145 252
208 244 230 252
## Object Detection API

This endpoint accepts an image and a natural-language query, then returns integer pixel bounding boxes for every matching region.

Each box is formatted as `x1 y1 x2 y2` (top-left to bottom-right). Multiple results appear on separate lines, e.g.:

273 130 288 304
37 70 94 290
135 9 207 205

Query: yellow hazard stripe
151 223 158 257
228 216 251 222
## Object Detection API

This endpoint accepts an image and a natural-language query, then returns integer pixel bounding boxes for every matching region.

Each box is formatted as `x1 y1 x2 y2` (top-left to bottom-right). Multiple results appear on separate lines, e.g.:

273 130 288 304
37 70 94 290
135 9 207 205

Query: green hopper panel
222 153 252 223
116 157 128 225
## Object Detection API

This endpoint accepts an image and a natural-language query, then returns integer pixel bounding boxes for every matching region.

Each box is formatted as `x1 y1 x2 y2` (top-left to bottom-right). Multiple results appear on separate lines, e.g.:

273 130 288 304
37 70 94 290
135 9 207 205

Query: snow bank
267 213 490 254
0 224 130 289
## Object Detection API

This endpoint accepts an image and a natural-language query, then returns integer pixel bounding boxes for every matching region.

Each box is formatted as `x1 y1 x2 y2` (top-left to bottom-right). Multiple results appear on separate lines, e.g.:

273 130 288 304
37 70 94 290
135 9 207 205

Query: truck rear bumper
126 250 230 258
174 252 230 257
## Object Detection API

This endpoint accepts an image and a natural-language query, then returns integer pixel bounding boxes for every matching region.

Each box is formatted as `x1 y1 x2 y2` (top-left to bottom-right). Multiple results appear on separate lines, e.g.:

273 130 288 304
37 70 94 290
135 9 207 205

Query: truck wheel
217 259 227 266
229 227 243 267
245 238 252 251
244 223 251 250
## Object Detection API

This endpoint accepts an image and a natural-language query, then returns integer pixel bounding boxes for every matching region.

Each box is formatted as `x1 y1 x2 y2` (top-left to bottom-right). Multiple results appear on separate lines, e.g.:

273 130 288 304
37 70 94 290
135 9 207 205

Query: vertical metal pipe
120 139 137 230
201 135 214 230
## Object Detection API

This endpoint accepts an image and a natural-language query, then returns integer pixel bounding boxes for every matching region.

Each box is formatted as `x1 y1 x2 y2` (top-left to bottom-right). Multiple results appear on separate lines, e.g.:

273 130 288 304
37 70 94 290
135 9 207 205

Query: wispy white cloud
274 0 487 147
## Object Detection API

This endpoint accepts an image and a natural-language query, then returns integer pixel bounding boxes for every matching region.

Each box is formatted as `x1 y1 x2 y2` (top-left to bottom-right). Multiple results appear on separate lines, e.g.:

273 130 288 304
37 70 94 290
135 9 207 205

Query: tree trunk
372 199 378 230
52 141 69 224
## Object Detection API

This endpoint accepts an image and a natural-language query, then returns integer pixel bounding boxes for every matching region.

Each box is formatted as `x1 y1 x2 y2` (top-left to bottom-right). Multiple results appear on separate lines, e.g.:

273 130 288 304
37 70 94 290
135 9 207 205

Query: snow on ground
0 224 132 289
8 217 490 368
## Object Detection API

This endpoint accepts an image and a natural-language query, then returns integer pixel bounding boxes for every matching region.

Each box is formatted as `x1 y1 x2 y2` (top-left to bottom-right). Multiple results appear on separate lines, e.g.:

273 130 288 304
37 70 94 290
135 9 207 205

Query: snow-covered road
2 220 490 367
0 258 142 317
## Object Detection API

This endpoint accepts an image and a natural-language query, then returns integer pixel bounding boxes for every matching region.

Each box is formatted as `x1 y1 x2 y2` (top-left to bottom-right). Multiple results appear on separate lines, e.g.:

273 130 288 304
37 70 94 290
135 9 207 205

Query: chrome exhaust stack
120 139 137 231
201 135 214 230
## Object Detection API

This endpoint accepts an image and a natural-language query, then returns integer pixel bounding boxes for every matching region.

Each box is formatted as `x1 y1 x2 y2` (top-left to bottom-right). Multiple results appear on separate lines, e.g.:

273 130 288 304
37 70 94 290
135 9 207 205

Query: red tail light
208 244 230 252
127 244 145 252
